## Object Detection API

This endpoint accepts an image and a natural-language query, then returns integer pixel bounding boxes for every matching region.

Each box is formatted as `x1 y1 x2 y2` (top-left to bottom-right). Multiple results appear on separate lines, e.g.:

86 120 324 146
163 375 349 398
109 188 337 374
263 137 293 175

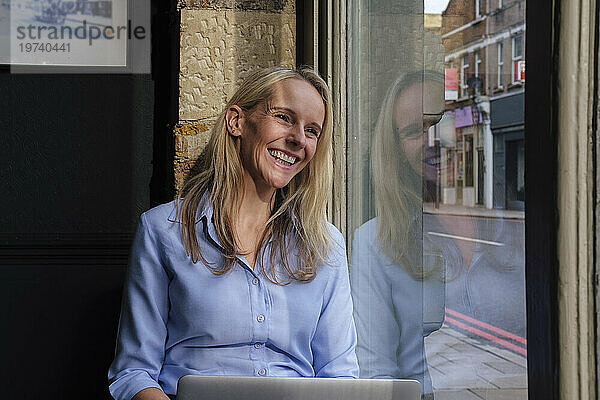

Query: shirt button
254 342 263 349
252 278 259 285
257 314 265 323
258 368 266 376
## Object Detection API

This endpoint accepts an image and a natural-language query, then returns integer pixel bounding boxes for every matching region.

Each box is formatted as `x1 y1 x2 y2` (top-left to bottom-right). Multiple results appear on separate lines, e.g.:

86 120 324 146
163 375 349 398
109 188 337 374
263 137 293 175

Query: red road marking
445 307 527 345
445 316 527 357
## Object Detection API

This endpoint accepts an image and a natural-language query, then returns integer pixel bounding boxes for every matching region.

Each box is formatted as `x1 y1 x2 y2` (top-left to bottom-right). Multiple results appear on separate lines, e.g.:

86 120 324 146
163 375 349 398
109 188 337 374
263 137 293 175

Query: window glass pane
514 35 523 58
347 0 527 398
512 35 523 82
461 54 469 98
497 43 504 87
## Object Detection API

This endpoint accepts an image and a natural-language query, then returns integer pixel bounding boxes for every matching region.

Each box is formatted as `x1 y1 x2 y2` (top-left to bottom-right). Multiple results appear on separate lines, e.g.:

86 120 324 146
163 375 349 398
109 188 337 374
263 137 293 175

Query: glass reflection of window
461 54 469 98
497 42 504 88
465 135 474 187
346 1 528 398
474 50 481 94
447 149 455 186
517 141 525 199
512 35 523 83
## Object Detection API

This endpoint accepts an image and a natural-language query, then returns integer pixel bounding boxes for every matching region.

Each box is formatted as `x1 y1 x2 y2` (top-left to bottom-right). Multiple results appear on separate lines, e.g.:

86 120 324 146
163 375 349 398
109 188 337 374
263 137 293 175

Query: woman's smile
268 148 300 168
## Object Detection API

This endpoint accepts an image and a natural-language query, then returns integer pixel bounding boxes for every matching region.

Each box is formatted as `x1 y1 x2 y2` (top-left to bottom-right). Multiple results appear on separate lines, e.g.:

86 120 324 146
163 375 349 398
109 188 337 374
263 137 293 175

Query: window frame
461 53 470 98
512 34 523 84
524 0 559 398
314 0 565 398
475 50 482 93
497 41 504 88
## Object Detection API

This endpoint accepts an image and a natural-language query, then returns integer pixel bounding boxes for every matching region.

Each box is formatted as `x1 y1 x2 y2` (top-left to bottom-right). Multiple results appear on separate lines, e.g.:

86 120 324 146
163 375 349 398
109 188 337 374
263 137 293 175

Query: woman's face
393 81 441 181
233 78 325 194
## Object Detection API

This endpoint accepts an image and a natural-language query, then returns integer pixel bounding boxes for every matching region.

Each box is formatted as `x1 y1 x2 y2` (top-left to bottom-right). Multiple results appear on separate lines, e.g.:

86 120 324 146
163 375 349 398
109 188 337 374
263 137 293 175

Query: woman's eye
306 128 320 138
405 130 422 139
275 113 290 122
395 124 422 139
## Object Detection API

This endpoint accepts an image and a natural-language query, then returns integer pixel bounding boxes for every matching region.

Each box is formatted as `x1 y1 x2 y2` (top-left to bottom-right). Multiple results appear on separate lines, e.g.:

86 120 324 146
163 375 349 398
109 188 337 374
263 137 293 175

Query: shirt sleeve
349 228 402 378
108 213 170 400
311 227 359 378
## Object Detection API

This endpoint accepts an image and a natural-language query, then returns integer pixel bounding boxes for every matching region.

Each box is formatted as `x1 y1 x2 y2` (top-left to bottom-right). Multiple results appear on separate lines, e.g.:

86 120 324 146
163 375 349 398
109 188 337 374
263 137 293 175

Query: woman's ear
225 105 244 137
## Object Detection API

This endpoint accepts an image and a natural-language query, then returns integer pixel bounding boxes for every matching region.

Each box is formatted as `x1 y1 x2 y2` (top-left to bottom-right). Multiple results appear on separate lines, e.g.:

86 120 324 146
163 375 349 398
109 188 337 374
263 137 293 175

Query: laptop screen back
176 375 421 400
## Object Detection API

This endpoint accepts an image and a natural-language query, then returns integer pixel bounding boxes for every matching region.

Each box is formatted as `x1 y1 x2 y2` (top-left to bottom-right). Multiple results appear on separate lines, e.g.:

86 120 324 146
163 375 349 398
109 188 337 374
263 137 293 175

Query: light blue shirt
350 218 443 395
108 197 359 400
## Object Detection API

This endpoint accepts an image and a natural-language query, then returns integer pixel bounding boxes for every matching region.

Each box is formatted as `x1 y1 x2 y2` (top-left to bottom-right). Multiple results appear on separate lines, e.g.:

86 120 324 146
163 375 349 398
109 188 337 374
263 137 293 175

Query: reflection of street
426 325 527 399
423 207 526 399
425 211 525 337
444 307 526 356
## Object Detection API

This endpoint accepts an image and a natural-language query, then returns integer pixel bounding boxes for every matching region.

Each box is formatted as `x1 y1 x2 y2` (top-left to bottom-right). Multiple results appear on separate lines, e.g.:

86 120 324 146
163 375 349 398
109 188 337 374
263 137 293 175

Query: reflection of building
439 0 525 210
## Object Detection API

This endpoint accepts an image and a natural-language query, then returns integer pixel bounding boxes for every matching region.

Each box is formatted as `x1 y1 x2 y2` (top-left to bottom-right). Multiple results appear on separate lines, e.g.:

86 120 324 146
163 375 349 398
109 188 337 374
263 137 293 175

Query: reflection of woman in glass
350 71 444 399
108 67 359 400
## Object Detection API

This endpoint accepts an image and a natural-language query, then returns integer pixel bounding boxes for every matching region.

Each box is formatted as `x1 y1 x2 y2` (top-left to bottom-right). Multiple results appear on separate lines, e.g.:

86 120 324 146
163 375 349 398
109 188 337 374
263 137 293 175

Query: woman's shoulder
325 221 344 246
309 222 350 290
350 218 409 273
314 222 347 273
137 201 191 250
352 218 379 248
140 200 180 229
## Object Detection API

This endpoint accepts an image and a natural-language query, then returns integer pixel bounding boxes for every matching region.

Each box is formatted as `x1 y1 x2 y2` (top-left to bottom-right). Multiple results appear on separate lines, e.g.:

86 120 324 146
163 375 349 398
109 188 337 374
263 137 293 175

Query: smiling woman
227 78 324 196
107 67 358 400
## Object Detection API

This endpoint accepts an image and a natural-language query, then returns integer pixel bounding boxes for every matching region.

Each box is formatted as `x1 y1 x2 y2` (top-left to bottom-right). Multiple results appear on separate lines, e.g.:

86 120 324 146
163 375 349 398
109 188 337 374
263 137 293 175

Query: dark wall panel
0 73 154 399
0 75 153 235
1 265 125 400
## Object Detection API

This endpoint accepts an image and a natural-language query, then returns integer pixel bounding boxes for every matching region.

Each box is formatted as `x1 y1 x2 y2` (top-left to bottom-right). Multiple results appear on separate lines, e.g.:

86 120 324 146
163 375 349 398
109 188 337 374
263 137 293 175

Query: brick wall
175 0 296 188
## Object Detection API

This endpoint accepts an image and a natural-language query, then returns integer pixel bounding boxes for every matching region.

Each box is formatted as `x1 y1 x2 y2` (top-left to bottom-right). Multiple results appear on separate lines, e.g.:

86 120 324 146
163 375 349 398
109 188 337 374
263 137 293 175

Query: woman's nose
287 125 306 148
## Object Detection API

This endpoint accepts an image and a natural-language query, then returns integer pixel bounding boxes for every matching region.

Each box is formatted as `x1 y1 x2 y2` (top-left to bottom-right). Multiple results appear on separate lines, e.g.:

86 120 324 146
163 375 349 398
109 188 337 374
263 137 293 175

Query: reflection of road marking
445 316 527 357
444 307 527 357
426 231 504 246
446 308 527 345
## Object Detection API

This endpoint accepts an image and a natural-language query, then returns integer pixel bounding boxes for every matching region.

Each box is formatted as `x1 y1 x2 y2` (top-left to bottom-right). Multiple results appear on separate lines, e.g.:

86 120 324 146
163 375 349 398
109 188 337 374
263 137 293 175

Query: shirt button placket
249 272 268 376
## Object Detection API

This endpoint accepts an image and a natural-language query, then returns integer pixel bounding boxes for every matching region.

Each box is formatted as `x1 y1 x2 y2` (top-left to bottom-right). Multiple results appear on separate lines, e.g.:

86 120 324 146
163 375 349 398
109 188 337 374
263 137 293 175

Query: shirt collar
167 192 221 247
197 192 214 223
167 192 213 224
166 192 275 269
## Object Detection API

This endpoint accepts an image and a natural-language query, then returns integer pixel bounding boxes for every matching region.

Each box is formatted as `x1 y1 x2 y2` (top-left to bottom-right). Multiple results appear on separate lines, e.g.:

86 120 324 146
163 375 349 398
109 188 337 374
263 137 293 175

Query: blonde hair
371 71 443 277
176 66 334 284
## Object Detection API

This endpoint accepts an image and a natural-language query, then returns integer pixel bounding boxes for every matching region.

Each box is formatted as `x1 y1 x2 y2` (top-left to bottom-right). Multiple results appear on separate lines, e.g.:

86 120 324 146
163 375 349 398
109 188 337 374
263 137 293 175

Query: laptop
176 375 421 400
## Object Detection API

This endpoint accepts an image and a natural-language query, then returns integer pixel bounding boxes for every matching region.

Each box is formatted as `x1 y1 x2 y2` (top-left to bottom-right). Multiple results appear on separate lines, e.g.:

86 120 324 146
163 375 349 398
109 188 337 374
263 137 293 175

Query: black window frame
525 0 560 399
